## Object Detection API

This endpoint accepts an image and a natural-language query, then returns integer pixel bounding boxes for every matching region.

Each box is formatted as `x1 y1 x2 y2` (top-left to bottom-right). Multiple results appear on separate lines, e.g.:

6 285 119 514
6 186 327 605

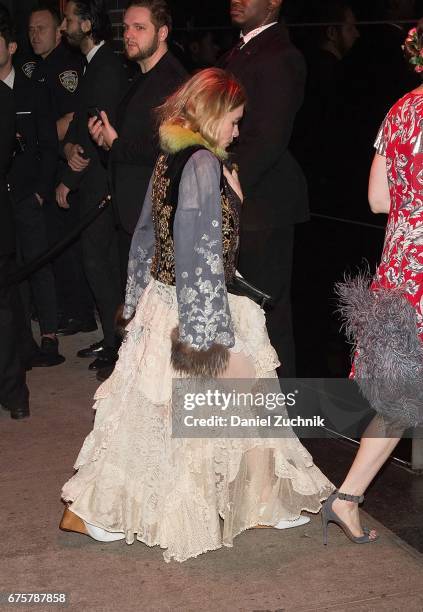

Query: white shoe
84 521 126 542
274 515 310 530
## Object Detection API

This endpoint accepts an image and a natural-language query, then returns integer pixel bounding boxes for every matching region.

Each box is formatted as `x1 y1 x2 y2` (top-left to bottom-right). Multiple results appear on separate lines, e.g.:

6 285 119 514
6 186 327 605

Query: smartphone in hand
87 106 102 122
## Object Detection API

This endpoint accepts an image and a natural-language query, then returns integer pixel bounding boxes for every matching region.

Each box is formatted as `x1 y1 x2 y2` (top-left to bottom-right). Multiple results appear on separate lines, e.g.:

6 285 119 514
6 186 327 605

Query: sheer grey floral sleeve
173 150 235 352
123 178 154 320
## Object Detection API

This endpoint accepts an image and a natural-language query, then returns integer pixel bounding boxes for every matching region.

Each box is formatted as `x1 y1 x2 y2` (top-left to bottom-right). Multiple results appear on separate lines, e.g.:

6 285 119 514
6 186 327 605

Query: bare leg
332 416 400 539
220 353 275 507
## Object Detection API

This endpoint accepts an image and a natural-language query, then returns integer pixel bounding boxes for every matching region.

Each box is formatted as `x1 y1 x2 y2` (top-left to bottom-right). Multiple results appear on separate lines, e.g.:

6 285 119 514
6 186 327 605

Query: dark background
6 0 423 32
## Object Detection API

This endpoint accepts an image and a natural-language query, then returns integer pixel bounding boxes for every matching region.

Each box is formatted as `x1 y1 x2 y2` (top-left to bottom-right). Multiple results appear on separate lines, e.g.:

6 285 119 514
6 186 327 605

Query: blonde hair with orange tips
157 68 246 148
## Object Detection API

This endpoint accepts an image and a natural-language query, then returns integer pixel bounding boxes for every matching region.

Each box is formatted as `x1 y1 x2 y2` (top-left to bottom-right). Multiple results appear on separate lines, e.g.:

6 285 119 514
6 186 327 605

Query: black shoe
88 348 118 371
11 404 30 419
1 403 30 420
96 364 115 382
57 317 98 336
30 337 65 368
77 340 105 358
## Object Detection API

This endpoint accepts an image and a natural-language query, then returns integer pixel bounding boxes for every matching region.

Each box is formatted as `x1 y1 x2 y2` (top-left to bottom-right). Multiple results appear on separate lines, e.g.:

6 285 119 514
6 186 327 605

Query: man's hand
64 143 90 172
88 116 107 149
56 183 71 209
88 111 118 150
34 193 44 206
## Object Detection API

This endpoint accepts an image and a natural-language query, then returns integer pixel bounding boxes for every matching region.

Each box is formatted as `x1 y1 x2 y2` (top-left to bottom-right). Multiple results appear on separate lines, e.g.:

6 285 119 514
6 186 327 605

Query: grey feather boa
336 272 423 427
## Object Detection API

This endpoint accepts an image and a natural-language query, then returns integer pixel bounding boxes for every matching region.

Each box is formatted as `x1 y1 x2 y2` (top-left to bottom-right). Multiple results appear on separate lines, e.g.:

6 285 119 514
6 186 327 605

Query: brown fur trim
170 327 229 377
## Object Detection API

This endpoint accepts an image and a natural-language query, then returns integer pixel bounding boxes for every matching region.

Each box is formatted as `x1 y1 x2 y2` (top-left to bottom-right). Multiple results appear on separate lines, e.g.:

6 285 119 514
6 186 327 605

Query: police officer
27 3 97 336
5 11 65 368
29 4 83 139
0 7 30 419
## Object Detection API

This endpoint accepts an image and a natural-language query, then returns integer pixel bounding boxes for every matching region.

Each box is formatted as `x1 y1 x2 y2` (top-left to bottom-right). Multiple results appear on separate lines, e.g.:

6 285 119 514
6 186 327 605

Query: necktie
225 37 245 65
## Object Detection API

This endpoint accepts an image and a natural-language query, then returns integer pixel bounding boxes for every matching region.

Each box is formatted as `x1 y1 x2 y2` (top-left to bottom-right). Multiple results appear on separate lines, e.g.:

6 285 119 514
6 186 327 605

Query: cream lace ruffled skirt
62 280 334 562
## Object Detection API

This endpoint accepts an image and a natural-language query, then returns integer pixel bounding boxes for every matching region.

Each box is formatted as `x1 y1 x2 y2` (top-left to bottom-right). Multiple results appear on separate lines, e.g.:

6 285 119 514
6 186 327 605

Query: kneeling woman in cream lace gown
60 68 334 563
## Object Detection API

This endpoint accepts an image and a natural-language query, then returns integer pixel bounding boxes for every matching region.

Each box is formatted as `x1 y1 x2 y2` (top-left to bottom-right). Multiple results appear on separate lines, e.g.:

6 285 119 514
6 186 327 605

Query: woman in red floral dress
321 24 423 545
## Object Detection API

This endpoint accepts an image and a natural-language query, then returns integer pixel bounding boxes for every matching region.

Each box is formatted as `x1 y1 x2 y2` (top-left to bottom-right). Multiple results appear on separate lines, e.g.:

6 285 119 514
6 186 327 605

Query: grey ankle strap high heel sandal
321 491 379 545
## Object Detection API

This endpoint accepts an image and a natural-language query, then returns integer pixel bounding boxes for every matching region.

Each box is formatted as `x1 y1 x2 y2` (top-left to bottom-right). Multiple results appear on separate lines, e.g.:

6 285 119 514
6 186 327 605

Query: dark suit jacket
110 51 187 234
0 81 17 257
220 23 309 229
7 68 58 204
61 43 127 198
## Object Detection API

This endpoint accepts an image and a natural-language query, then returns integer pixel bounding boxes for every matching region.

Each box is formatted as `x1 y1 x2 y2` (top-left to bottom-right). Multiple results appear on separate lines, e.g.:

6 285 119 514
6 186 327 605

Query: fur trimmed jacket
123 123 242 376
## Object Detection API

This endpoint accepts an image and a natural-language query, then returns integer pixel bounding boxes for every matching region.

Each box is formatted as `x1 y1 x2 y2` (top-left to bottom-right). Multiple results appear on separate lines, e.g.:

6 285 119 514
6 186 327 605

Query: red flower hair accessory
403 26 423 74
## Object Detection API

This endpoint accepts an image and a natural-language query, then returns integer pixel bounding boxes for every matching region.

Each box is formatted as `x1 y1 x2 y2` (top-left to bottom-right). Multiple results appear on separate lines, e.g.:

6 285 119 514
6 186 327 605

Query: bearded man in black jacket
220 0 308 376
56 0 127 371
88 0 187 287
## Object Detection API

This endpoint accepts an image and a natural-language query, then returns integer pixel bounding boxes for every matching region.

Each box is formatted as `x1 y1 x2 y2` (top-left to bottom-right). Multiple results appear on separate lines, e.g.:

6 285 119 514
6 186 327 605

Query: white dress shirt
241 22 278 47
2 66 15 89
84 40 106 72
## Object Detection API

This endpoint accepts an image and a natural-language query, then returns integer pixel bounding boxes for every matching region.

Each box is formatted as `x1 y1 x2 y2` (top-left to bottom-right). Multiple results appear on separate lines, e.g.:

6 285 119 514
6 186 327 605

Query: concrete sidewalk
1 331 423 612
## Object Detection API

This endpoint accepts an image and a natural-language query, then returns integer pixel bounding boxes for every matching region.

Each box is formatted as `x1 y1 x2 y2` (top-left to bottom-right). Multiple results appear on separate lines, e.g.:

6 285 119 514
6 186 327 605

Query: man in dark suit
220 0 308 376
5 11 65 369
89 0 187 288
0 9 29 419
56 0 127 370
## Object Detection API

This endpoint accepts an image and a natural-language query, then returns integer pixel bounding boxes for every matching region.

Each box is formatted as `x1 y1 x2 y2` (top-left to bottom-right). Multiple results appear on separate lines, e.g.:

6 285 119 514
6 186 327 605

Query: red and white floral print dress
373 91 423 340
340 91 423 426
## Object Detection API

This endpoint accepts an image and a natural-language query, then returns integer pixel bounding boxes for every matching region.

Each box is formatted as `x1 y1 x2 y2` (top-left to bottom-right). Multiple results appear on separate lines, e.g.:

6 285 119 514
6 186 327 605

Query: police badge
22 61 37 79
59 70 78 93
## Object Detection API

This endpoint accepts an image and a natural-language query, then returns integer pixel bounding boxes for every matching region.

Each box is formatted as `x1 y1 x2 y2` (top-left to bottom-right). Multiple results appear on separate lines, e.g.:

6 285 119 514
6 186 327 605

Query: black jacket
0 81 17 256
61 43 127 195
7 68 58 203
220 23 309 229
110 51 187 234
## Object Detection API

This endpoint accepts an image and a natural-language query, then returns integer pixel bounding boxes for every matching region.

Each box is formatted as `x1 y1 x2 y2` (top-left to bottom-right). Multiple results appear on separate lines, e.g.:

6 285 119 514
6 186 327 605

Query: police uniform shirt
19 54 37 78
29 42 83 120
7 62 58 203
